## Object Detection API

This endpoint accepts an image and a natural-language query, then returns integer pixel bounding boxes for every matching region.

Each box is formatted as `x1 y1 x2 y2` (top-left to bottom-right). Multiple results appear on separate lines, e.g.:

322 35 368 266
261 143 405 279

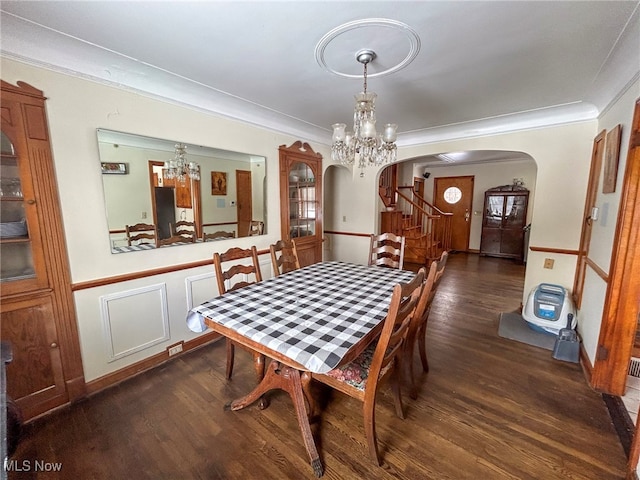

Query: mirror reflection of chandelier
163 143 200 183
331 49 397 177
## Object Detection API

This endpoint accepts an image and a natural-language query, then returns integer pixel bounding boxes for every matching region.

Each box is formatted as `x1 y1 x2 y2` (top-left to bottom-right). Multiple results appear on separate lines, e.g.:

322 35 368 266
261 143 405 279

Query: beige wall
406 158 538 251
1 57 332 381
325 122 597 303
324 79 639 368
3 54 636 382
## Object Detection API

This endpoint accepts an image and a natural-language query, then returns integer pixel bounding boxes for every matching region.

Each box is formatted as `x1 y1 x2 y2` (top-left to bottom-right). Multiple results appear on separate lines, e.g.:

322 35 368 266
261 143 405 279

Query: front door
433 176 474 252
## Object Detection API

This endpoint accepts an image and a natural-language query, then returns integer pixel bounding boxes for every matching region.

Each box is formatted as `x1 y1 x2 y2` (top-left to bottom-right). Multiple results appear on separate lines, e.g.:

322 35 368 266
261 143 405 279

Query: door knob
50 342 58 348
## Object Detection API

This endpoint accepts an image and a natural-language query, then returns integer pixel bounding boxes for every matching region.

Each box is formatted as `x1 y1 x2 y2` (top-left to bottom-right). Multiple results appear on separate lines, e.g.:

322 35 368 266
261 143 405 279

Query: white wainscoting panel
185 271 217 310
100 283 170 362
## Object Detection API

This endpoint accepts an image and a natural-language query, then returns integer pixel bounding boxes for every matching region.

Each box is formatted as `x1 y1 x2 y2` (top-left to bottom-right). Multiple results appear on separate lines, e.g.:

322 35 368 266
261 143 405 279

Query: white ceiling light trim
315 18 420 78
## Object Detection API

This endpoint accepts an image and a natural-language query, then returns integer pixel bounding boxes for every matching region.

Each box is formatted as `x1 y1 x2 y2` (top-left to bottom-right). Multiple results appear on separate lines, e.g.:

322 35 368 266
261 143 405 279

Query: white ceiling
1 1 639 157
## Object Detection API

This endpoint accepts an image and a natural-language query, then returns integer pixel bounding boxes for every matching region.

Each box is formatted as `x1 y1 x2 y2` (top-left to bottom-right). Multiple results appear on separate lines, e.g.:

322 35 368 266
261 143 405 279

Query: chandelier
331 49 397 177
163 143 200 183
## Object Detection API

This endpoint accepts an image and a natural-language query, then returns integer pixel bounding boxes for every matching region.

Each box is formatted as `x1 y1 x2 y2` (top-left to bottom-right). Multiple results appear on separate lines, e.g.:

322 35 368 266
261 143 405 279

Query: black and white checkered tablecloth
187 261 416 374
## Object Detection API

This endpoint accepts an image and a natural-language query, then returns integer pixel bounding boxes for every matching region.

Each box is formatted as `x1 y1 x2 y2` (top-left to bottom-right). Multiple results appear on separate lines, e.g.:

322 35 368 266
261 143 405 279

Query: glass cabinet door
504 194 527 227
484 195 505 227
288 161 317 239
0 131 37 283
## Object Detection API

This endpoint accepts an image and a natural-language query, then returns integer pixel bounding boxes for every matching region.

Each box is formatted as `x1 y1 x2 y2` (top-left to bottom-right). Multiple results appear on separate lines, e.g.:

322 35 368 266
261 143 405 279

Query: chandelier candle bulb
383 124 398 143
361 120 377 138
332 123 346 142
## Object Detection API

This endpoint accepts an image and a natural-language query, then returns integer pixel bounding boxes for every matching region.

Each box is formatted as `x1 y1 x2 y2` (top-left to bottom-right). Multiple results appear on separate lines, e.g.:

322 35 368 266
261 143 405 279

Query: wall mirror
97 129 266 253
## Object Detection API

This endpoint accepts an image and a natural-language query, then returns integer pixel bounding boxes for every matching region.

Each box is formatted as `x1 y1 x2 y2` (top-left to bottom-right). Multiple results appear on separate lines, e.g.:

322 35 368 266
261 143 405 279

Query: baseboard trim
603 393 635 458
86 331 222 395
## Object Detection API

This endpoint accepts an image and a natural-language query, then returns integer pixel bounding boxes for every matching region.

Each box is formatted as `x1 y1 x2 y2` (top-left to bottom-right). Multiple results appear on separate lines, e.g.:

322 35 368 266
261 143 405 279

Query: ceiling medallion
314 18 421 78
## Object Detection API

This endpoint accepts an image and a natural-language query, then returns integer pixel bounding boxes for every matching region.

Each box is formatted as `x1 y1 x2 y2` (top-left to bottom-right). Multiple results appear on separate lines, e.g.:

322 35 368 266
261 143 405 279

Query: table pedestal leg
224 361 323 477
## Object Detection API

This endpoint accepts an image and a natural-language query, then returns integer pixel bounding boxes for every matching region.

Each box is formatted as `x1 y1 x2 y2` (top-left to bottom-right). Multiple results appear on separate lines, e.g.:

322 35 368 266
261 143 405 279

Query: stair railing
394 187 452 260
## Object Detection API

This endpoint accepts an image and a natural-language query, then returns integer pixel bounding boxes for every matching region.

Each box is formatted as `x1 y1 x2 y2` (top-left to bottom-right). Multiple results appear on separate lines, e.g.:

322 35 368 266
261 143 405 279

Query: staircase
379 185 452 265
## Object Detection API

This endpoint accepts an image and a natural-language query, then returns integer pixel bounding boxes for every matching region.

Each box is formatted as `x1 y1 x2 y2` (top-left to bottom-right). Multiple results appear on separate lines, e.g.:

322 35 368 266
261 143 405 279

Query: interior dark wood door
236 170 252 237
154 187 176 240
433 176 474 252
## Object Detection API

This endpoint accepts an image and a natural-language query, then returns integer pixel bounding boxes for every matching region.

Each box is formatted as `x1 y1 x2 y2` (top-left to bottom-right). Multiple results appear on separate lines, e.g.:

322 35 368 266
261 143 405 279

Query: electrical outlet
342 215 347 222
543 258 554 269
167 342 184 356
141 211 147 219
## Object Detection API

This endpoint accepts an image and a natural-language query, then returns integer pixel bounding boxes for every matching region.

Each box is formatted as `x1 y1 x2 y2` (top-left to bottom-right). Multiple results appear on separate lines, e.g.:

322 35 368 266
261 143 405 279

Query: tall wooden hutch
279 141 322 266
0 81 85 420
479 184 529 262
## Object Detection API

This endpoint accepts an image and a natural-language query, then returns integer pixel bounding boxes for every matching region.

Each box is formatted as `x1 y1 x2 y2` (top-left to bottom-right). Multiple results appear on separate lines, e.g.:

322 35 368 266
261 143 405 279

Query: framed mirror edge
96 128 267 254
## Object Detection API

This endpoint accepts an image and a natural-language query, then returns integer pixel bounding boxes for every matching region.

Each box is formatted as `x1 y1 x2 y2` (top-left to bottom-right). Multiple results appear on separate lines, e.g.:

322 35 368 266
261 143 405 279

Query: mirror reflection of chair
202 230 235 242
169 220 196 243
248 220 264 236
310 268 425 466
270 239 301 276
157 235 189 247
404 251 448 399
125 223 157 246
213 246 264 380
368 232 406 270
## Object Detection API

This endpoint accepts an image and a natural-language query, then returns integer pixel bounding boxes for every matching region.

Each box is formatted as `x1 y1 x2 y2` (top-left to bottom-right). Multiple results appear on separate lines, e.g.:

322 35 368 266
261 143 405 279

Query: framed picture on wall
211 171 227 195
603 124 622 194
101 162 128 174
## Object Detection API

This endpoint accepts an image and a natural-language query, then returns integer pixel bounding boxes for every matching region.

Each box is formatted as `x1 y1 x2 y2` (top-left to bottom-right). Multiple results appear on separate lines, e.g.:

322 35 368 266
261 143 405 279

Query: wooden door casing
590 98 640 397
573 130 606 308
433 176 474 252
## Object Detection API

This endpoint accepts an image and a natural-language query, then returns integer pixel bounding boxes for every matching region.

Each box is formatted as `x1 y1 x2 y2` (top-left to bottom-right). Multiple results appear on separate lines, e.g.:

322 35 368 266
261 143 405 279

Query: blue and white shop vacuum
522 283 576 335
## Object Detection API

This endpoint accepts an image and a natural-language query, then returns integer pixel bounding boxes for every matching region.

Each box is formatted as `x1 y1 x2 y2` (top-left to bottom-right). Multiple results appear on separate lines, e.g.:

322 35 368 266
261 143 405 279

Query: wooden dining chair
310 268 425 466
404 251 448 399
269 239 301 276
368 232 406 270
169 220 196 243
156 235 190 247
125 223 157 246
202 230 235 242
248 220 264 236
213 246 264 380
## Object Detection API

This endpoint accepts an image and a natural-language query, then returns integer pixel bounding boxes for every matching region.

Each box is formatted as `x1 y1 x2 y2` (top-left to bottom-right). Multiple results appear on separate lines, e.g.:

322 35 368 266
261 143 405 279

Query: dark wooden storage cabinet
479 185 529 261
0 81 85 420
279 141 322 267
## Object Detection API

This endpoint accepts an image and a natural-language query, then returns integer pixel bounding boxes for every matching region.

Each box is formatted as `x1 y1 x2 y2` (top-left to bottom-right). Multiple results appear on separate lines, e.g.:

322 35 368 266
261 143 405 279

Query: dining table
186 261 416 477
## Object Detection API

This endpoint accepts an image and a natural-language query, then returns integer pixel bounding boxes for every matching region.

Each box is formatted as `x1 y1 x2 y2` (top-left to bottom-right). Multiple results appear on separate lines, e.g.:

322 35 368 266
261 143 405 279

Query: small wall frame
101 162 129 175
211 171 227 195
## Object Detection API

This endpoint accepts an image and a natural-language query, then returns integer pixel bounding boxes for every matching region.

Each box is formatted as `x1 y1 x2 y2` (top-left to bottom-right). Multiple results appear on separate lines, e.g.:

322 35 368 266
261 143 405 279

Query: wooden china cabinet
0 81 85 420
279 141 322 266
479 184 529 262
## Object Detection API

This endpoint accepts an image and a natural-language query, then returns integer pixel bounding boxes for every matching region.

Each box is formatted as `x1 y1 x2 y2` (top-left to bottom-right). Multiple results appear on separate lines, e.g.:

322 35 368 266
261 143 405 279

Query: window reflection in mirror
96 129 266 253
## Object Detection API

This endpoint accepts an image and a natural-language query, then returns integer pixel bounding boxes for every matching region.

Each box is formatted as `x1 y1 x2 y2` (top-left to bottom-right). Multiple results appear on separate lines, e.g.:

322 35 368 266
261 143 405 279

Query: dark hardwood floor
7 253 628 479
